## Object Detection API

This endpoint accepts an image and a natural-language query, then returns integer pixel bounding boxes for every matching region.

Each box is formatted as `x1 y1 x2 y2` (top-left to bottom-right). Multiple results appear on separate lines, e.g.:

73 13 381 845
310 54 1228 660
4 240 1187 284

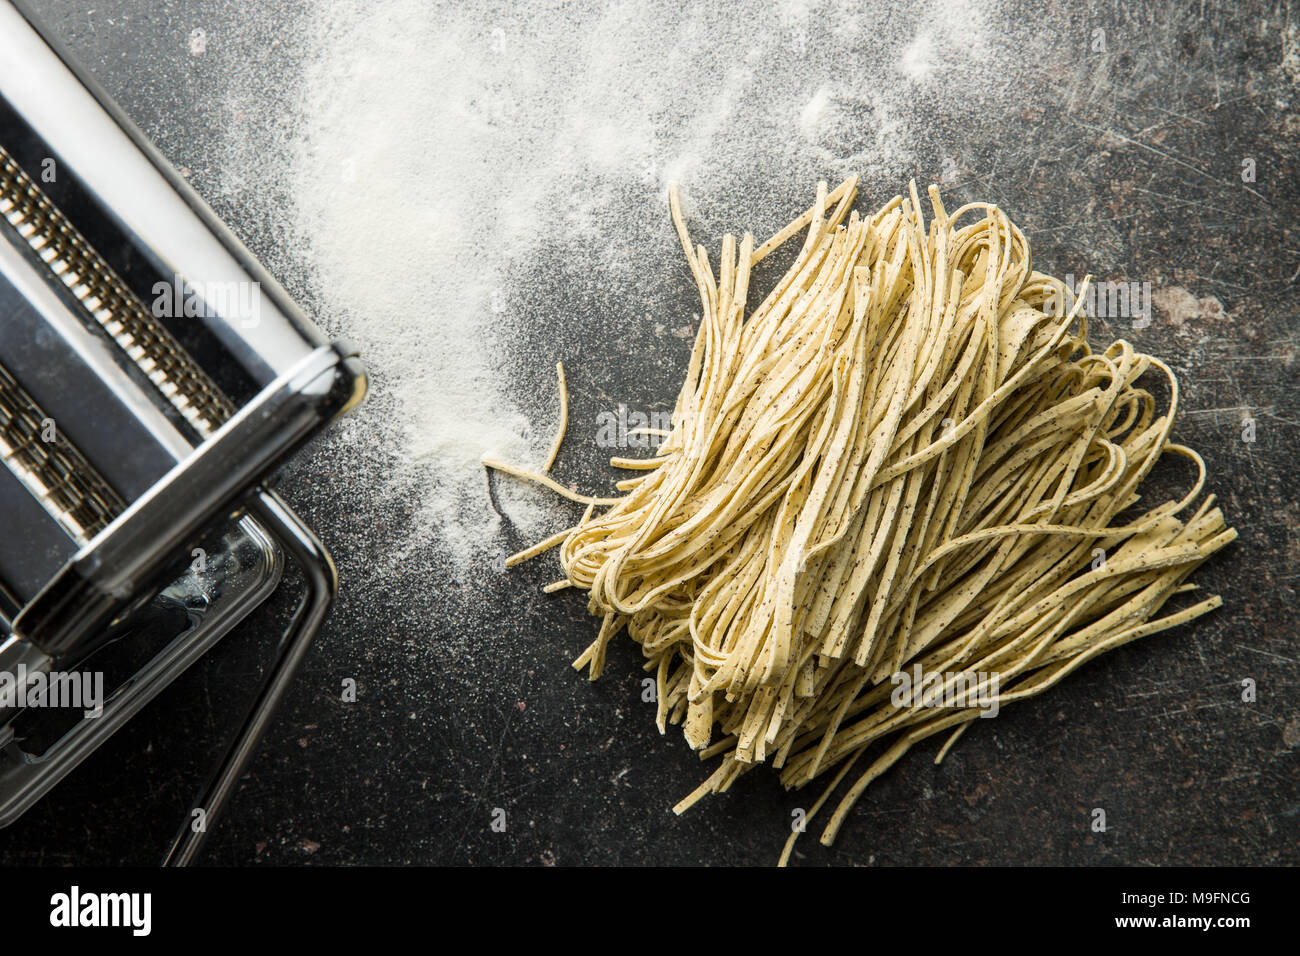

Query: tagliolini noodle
487 178 1236 864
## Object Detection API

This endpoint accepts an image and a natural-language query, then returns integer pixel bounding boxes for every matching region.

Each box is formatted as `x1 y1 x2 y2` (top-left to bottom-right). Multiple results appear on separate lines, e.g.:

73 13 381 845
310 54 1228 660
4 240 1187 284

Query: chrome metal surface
0 0 366 858
0 142 234 437
165 488 335 866
0 359 124 543
0 515 282 827
0 1 332 391
0 231 191 505
13 343 364 658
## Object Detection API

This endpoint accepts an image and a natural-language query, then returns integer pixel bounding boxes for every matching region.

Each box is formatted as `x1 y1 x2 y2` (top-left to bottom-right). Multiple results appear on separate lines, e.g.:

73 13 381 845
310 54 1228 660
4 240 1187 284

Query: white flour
212 0 1031 582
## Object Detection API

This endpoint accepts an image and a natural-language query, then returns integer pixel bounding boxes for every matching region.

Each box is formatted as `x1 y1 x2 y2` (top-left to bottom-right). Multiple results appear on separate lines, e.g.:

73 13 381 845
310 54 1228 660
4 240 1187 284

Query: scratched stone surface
1 0 1296 865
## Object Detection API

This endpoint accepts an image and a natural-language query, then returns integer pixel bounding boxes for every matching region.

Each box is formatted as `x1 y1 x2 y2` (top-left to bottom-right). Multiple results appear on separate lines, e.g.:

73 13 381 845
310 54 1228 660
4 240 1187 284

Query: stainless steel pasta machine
0 0 366 864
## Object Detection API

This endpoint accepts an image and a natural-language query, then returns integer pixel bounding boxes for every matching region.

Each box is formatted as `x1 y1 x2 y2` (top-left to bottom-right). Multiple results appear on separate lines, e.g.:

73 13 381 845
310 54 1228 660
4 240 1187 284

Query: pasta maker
0 1 366 863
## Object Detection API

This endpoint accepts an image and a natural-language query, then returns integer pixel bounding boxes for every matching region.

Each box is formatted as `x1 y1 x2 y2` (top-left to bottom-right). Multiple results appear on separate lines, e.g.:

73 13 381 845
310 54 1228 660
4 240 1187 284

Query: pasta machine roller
0 0 366 863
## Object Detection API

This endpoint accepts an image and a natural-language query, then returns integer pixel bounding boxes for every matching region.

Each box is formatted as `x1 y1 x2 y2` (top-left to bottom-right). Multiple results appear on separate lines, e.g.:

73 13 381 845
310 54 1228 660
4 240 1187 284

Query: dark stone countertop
1 0 1296 866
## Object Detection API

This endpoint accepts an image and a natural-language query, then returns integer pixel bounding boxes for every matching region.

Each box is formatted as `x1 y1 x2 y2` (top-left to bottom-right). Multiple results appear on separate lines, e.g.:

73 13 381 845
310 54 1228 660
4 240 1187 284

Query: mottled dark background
1 0 1296 865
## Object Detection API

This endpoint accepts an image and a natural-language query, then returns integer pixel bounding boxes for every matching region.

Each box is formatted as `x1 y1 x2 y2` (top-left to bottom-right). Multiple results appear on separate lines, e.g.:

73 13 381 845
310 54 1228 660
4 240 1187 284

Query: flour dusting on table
212 0 1036 584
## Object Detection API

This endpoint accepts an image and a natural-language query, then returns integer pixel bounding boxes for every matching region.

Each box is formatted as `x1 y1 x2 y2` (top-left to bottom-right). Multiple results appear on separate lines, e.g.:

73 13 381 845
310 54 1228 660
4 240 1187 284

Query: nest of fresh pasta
487 178 1235 863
